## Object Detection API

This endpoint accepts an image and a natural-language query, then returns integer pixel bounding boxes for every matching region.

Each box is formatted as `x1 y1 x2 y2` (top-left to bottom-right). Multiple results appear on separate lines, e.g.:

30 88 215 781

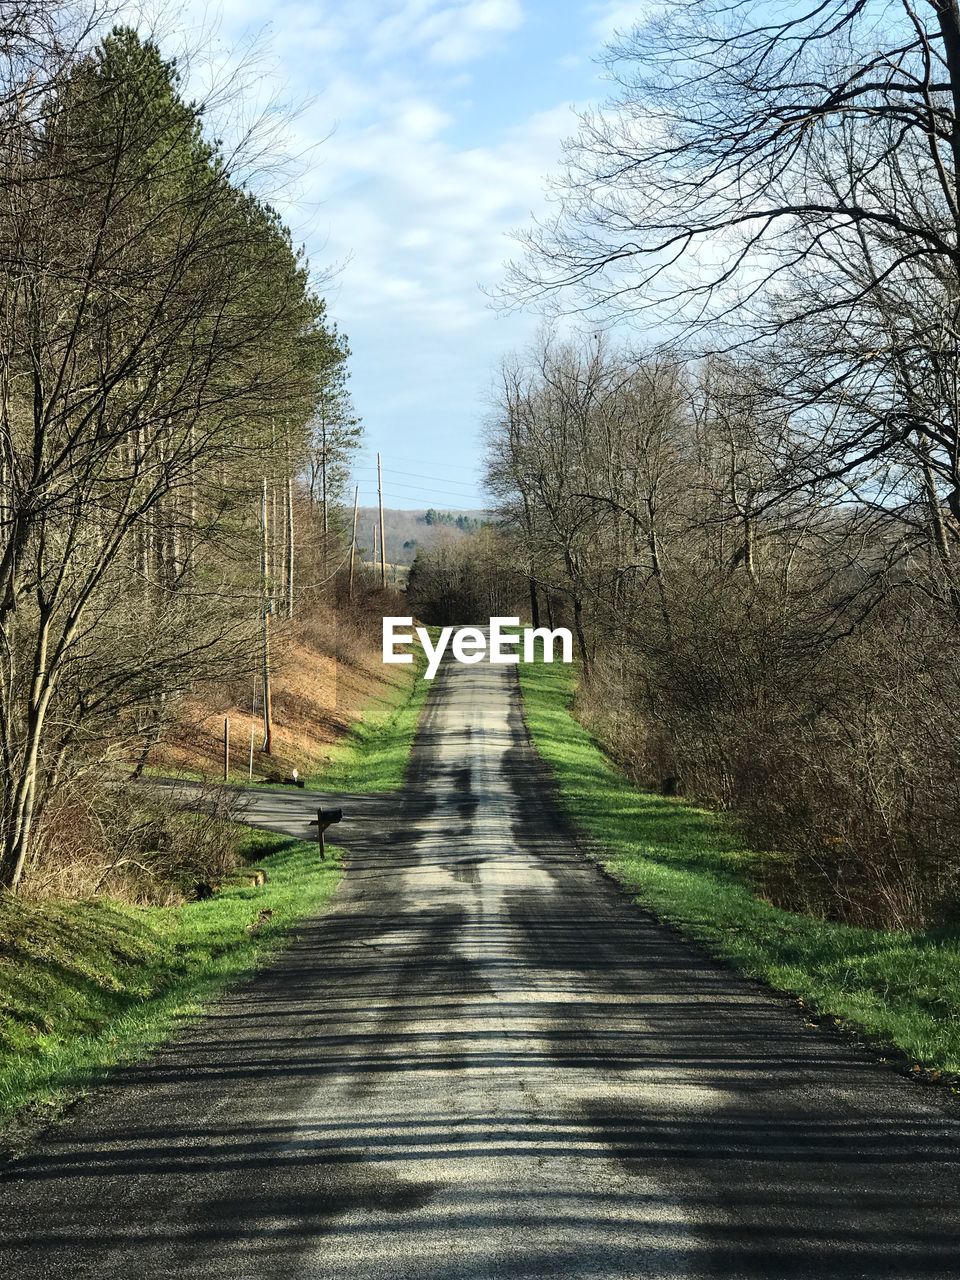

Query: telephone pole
260 478 273 754
320 406 328 571
348 485 359 600
286 476 294 619
377 451 386 589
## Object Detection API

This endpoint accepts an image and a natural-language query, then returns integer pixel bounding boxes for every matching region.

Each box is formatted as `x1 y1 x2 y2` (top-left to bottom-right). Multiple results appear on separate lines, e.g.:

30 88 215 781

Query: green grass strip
313 639 431 792
0 828 341 1134
519 658 960 1077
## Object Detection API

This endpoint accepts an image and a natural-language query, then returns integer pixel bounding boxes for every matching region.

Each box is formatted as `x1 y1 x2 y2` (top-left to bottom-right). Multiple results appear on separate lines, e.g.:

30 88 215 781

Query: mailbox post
316 805 343 858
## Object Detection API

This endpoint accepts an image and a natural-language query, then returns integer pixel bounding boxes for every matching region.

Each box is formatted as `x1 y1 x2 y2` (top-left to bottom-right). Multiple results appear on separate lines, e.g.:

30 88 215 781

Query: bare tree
507 3 960 331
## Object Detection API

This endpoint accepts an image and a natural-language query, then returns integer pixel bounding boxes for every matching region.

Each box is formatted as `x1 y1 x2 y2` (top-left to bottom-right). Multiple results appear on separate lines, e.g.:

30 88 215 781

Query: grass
519 657 960 1078
312 639 431 792
0 636 433 1138
0 828 341 1135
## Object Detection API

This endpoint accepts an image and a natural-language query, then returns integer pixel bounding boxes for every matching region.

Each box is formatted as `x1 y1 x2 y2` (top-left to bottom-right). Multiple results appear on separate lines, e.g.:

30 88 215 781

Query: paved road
1 661 959 1278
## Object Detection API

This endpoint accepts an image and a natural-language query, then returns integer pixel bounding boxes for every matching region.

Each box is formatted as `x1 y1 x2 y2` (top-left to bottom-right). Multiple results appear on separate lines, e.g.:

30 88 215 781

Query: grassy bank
147 639 430 793
0 829 340 1134
519 658 960 1078
314 640 431 792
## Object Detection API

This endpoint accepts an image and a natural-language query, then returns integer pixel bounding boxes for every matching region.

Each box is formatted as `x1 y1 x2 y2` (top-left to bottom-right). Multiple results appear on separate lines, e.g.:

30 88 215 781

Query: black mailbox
315 806 343 859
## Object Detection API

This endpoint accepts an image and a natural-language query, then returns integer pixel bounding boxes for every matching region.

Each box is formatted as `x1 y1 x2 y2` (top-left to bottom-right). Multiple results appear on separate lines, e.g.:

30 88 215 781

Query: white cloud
157 1 598 497
197 7 568 340
309 101 571 320
363 0 524 66
423 0 525 64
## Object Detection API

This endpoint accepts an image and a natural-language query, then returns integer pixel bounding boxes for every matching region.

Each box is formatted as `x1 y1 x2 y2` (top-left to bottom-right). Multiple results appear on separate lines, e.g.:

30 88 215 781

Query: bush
23 782 242 904
580 579 960 930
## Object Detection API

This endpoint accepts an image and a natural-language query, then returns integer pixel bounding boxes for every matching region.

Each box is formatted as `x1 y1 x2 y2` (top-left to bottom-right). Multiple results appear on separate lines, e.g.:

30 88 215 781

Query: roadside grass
0 828 340 1135
313 639 431 792
519 657 960 1078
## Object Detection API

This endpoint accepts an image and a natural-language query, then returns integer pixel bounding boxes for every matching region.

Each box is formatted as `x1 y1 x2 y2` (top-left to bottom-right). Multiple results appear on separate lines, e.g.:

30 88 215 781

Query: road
1 660 958 1278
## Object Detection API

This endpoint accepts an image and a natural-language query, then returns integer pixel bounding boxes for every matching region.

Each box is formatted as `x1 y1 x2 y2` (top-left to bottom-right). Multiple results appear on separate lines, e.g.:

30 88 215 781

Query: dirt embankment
151 616 404 782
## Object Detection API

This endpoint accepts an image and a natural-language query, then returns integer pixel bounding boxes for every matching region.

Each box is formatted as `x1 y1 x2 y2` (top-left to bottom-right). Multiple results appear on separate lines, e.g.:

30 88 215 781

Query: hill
355 507 489 568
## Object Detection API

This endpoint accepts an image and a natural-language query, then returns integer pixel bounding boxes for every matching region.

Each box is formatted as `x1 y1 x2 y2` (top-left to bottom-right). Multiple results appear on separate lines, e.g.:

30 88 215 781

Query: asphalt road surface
1 660 959 1278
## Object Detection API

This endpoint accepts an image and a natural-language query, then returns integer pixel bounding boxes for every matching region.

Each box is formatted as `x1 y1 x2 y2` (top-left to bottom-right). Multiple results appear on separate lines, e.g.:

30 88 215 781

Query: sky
172 1 650 510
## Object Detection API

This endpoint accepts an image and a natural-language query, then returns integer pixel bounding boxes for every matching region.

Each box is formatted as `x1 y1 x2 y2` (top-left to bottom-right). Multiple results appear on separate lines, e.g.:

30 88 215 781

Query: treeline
0 6 361 893
481 1 960 931
421 509 485 532
407 527 521 625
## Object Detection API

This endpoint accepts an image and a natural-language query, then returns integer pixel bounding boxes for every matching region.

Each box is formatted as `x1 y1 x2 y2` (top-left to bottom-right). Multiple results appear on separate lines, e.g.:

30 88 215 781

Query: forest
1 3 958 1267
0 4 374 900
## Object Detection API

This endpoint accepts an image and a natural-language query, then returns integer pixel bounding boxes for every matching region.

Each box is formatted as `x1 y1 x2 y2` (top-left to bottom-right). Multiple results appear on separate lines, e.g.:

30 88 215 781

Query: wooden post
223 716 230 782
348 484 359 600
377 452 386 589
248 675 257 780
317 806 325 859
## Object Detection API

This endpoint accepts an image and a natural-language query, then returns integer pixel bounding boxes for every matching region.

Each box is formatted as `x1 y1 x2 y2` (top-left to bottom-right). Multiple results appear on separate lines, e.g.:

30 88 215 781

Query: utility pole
348 484 359 600
266 428 274 591
377 451 386 589
321 406 328 571
260 478 273 754
286 475 294 619
372 521 378 572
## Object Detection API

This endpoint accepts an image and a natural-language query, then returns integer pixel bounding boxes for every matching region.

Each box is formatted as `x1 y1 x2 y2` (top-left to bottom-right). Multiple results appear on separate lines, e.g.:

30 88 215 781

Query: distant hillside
355 507 489 567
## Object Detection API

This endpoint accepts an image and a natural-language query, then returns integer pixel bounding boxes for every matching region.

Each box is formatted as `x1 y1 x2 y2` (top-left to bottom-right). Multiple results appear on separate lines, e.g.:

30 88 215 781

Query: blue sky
174 1 650 509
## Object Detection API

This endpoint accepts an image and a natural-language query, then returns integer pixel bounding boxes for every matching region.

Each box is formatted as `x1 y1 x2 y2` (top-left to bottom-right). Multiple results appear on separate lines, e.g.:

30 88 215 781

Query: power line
352 465 485 493
354 481 487 503
361 452 485 472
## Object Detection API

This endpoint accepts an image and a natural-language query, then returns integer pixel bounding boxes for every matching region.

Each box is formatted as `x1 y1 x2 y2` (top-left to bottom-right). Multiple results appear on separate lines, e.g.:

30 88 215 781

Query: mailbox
315 805 343 858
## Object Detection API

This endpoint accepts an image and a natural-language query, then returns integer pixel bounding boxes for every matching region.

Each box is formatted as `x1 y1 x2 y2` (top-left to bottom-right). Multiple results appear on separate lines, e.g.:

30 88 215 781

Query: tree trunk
573 595 592 683
528 577 540 629
286 476 294 619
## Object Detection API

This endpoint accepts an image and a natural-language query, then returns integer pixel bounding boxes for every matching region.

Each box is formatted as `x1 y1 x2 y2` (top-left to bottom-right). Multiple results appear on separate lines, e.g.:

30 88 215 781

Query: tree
406 527 524 626
306 327 362 561
507 2 960 328
484 326 960 928
0 26 341 889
